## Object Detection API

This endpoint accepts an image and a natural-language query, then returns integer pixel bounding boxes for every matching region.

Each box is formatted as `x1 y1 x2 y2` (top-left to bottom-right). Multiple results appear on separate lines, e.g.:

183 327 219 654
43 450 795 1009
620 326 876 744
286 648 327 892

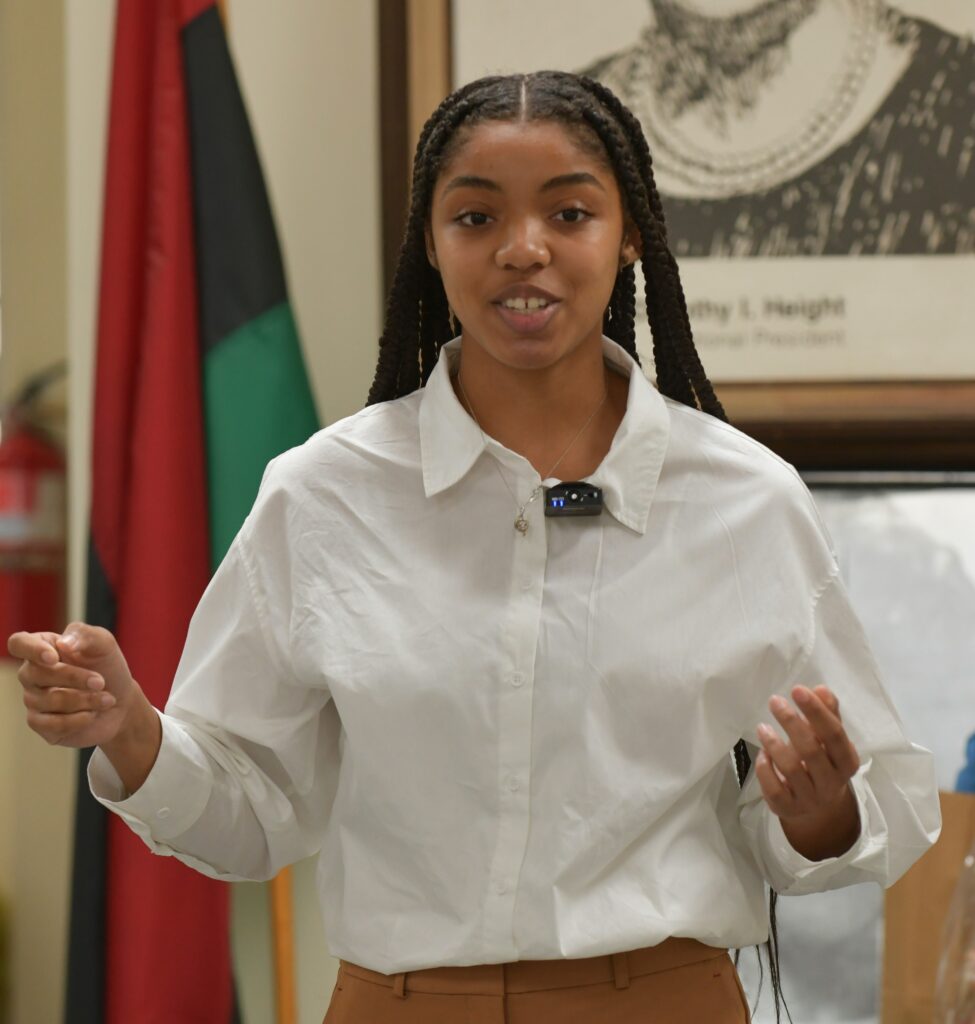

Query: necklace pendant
514 515 530 535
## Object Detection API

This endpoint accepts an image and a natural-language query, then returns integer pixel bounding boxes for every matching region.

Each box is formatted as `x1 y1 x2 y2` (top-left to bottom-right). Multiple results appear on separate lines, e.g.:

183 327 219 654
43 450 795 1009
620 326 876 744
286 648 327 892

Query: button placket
482 497 547 957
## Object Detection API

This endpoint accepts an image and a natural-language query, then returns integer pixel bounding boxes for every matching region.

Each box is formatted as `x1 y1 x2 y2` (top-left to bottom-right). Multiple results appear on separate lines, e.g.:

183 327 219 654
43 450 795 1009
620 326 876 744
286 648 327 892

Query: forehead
434 120 616 195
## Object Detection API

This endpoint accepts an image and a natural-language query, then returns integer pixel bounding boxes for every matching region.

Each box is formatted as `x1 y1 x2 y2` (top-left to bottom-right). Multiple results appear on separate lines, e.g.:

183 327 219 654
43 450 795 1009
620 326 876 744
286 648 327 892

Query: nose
495 217 550 271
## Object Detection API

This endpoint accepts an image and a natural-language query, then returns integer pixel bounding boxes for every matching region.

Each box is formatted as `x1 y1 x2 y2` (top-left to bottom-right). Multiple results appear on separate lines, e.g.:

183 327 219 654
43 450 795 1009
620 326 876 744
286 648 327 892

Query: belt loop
611 951 630 990
392 971 407 998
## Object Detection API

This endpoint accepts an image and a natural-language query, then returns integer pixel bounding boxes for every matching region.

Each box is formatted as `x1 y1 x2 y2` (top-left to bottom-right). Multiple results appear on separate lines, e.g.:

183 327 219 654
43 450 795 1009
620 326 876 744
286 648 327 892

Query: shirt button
157 807 170 820
510 672 524 688
507 776 521 792
494 880 508 895
520 578 532 591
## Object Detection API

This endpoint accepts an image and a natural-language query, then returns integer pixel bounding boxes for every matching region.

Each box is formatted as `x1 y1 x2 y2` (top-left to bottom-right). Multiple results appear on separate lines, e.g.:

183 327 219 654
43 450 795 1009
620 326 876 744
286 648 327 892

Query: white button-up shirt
89 335 941 974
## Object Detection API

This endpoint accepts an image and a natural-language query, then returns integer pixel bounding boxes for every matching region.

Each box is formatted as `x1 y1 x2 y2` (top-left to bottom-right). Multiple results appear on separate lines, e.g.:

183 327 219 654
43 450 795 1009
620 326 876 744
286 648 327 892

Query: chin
475 330 565 368
495 337 564 366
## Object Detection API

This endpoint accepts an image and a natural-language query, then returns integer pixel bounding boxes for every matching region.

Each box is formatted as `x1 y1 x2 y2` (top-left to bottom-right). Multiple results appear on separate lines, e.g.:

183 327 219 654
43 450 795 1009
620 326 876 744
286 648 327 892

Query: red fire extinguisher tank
0 419 66 640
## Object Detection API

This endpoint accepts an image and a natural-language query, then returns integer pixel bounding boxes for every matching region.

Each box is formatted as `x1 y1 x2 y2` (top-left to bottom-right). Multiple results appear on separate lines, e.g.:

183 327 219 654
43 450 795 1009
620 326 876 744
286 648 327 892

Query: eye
455 211 492 227
554 207 592 224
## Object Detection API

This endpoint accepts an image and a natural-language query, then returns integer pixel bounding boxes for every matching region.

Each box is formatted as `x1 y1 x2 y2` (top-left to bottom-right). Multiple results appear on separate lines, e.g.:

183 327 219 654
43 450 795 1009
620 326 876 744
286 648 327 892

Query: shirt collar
418 335 670 535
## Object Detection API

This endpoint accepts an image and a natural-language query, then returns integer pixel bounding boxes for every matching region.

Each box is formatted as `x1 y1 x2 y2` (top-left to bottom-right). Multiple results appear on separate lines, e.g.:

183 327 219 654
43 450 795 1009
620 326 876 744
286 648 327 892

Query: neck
449 333 628 480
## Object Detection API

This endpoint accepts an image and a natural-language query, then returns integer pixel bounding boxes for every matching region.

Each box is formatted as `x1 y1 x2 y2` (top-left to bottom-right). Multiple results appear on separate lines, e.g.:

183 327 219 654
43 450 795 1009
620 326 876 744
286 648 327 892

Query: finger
24 685 116 715
755 749 796 818
18 659 106 693
774 690 841 797
793 686 860 779
757 714 816 803
7 630 62 666
812 685 841 719
56 623 115 666
25 708 97 745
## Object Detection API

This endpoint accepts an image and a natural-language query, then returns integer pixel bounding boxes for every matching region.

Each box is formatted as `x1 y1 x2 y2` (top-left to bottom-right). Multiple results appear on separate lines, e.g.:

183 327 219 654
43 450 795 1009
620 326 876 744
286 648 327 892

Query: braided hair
366 70 786 1020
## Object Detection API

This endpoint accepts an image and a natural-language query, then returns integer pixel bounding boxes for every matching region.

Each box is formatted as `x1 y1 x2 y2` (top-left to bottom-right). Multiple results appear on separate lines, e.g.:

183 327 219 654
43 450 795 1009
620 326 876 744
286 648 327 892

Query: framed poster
382 0 975 467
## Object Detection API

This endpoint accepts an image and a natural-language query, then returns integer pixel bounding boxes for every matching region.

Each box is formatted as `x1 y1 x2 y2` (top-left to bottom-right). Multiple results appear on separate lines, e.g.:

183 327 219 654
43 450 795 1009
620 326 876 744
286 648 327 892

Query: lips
491 284 561 304
490 283 562 334
493 298 561 334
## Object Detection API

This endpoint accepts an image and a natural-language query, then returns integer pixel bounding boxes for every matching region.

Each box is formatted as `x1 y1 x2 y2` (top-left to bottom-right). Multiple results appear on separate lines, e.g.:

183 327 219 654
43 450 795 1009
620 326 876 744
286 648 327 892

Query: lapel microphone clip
544 482 603 518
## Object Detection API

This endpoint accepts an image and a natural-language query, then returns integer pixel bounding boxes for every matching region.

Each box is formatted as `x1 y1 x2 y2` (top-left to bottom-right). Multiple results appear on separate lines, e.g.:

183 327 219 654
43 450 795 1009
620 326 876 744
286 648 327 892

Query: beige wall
1 1 381 1022
0 2 73 1023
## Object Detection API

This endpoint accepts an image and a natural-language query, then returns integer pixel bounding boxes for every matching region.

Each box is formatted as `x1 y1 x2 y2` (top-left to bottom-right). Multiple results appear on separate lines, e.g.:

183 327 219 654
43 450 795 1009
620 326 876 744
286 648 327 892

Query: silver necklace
630 0 881 198
455 371 608 535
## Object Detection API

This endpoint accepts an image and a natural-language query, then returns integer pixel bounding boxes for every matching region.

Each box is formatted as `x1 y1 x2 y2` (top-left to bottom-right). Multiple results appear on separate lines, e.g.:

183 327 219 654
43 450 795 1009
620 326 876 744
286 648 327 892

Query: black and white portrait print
579 1 975 257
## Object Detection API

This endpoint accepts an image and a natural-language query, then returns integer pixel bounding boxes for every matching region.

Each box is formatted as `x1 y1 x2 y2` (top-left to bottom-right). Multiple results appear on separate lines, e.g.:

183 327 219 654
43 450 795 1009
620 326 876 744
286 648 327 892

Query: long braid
368 80 507 404
580 77 728 420
603 263 637 354
581 74 689 387
367 222 423 403
567 76 691 400
561 78 712 415
420 267 451 378
550 84 701 409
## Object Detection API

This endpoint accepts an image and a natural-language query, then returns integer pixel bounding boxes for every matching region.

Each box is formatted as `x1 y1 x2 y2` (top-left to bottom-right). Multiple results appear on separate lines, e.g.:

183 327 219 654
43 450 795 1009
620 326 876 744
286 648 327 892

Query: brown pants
323 937 751 1022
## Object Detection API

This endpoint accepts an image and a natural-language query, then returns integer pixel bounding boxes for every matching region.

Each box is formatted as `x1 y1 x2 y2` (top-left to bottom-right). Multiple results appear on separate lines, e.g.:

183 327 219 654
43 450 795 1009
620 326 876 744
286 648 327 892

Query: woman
9 72 940 1022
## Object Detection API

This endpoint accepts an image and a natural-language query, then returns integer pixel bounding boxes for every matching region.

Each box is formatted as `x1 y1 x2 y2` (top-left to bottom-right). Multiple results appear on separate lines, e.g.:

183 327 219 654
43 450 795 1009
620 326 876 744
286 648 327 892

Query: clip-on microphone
544 482 603 518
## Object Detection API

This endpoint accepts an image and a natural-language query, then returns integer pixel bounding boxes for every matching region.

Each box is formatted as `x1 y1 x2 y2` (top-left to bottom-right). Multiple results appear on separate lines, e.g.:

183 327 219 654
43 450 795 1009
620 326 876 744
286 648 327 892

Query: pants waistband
339 937 729 998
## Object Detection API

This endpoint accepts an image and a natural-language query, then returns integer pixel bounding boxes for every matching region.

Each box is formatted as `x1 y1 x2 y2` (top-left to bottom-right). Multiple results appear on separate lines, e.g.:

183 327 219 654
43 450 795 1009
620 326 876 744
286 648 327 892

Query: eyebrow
441 172 606 195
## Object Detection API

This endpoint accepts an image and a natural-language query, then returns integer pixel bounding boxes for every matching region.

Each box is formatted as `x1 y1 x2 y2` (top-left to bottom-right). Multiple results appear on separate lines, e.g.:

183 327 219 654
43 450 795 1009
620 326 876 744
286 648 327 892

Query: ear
424 224 439 270
619 221 642 268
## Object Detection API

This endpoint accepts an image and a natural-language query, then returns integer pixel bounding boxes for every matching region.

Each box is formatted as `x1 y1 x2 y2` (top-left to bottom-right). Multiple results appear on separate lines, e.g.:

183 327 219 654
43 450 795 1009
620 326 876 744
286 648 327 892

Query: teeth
502 297 549 311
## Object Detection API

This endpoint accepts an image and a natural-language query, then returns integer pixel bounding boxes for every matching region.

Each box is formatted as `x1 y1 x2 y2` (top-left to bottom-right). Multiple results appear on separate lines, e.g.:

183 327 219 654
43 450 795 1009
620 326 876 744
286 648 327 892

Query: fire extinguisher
0 363 67 645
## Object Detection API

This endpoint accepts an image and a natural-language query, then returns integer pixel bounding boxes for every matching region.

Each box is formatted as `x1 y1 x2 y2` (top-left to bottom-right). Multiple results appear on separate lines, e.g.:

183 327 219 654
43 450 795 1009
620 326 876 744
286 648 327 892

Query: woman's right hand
8 622 144 750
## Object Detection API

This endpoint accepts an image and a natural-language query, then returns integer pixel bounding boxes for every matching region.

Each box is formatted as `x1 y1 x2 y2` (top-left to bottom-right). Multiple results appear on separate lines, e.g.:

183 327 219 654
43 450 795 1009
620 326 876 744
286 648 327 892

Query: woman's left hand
755 684 863 860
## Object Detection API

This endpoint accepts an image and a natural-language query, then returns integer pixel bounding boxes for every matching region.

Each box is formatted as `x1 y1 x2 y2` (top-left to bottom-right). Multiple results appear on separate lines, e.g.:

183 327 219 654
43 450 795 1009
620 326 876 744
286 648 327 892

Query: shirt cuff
87 708 214 847
763 764 880 894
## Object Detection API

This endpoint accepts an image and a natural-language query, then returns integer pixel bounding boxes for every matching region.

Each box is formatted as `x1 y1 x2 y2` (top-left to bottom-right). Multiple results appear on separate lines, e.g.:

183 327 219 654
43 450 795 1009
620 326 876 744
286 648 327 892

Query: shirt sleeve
736 567 942 896
87 460 341 882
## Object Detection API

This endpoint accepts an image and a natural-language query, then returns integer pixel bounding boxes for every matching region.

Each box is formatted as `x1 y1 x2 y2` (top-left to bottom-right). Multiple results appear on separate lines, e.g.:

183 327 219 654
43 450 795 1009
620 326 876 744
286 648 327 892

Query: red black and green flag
66 1 318 1020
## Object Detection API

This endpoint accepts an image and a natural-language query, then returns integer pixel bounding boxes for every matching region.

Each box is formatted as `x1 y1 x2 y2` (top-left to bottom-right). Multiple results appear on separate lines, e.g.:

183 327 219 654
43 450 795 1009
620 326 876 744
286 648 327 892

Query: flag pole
213 7 299 1024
